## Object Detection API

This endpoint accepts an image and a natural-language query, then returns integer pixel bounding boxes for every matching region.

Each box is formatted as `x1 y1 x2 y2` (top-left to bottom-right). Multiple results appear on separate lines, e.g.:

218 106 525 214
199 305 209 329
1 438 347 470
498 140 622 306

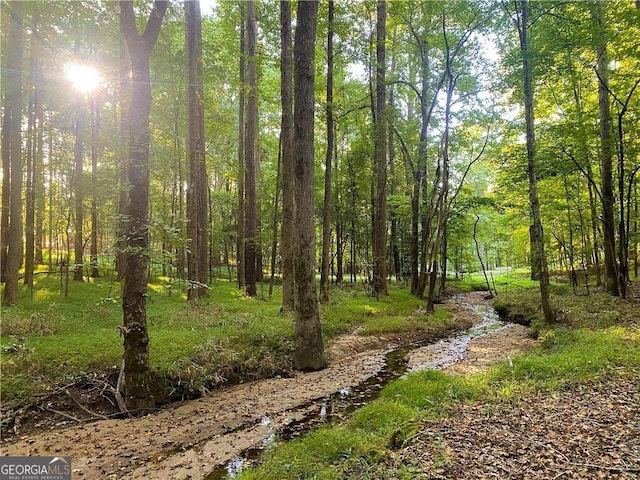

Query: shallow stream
207 296 505 479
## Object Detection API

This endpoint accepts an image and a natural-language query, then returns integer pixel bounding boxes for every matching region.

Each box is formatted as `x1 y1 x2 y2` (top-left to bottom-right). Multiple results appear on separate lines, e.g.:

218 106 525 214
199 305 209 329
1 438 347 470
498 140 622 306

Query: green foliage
239 287 639 479
1 280 456 408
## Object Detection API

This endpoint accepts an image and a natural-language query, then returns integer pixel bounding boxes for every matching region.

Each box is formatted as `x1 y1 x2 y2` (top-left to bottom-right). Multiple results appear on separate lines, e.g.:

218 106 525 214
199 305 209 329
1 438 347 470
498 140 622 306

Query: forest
1 0 639 479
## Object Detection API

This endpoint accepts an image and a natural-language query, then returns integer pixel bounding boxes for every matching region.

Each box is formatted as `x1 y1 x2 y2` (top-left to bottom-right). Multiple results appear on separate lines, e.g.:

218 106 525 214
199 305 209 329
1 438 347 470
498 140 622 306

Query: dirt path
0 292 534 479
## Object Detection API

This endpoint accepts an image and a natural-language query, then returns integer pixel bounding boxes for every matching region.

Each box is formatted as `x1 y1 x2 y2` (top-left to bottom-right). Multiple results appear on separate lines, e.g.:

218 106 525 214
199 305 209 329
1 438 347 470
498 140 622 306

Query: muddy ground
0 292 535 479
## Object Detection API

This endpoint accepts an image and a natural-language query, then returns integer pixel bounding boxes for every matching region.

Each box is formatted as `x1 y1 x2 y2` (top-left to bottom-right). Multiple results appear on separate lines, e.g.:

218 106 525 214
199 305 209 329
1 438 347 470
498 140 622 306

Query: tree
515 0 555 323
90 100 100 278
2 0 23 306
244 0 258 297
237 2 246 290
591 0 619 296
372 0 388 298
293 0 325 371
320 0 335 304
186 0 208 301
72 95 86 282
119 0 168 413
280 0 295 311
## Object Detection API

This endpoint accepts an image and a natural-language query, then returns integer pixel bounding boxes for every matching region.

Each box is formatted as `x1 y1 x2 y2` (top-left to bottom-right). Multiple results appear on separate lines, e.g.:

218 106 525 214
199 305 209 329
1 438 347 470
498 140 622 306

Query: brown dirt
0 292 538 479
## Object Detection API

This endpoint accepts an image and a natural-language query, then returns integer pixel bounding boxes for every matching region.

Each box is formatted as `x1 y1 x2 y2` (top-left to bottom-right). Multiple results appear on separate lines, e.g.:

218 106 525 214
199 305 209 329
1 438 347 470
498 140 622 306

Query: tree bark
280 0 295 311
186 0 208 301
372 0 388 298
73 99 85 282
0 20 9 283
237 2 246 290
24 11 39 288
90 101 100 278
293 0 325 371
591 0 619 296
268 138 282 299
320 0 335 304
119 0 168 414
517 0 555 322
2 0 23 306
116 35 129 281
244 0 258 297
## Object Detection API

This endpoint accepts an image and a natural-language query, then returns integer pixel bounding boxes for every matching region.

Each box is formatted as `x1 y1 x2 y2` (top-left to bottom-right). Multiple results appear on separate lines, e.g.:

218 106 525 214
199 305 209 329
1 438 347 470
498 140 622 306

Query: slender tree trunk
517 0 554 322
280 0 295 311
34 65 44 266
24 23 38 288
320 1 335 304
73 98 85 282
591 0 619 296
116 36 129 281
186 0 208 301
388 38 400 282
268 137 282 299
426 77 453 311
90 101 100 278
47 114 54 273
563 173 577 293
244 0 257 297
474 215 492 295
372 0 388 298
634 184 638 278
2 0 23 306
0 2 12 283
237 3 246 290
293 0 324 371
120 0 168 414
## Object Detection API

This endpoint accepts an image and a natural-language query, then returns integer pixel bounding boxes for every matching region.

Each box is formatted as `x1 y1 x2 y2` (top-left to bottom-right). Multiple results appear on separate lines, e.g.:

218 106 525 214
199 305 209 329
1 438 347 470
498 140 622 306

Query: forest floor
2 291 638 479
0 291 536 479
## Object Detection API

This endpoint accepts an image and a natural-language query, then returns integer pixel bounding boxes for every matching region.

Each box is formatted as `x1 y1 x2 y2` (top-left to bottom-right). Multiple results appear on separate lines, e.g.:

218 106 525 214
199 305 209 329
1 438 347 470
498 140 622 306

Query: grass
238 286 640 480
0 274 453 409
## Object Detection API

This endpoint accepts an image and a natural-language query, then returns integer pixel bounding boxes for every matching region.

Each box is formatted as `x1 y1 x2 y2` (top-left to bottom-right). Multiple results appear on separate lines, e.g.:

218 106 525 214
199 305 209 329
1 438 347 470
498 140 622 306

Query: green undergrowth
238 288 640 480
449 267 568 294
0 276 450 409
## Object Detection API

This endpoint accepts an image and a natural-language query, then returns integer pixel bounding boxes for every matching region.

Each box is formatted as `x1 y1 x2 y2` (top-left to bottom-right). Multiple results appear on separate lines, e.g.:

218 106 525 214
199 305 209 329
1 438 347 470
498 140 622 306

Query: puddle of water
207 295 505 479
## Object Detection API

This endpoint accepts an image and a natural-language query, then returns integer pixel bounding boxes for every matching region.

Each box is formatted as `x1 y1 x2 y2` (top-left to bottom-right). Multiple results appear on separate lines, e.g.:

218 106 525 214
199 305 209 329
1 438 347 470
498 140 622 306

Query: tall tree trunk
116 36 129 281
517 0 555 322
0 1 12 283
563 173 577 293
244 0 258 297
90 101 100 278
237 3 246 290
34 62 45 266
591 0 619 296
73 98 85 282
24 14 38 288
388 37 400 282
320 0 335 304
268 137 282 299
293 0 324 371
186 0 208 301
120 0 168 414
280 0 295 311
2 0 23 306
634 184 638 278
426 51 454 313
372 0 388 297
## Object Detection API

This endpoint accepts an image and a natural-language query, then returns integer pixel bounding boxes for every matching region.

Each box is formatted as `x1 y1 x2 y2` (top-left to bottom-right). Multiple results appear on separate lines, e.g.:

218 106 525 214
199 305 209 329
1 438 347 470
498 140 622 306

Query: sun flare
64 62 101 93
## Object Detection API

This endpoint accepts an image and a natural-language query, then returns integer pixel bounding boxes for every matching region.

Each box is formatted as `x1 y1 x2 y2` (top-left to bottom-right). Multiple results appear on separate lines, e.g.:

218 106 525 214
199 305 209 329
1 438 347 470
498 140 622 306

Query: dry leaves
398 378 640 479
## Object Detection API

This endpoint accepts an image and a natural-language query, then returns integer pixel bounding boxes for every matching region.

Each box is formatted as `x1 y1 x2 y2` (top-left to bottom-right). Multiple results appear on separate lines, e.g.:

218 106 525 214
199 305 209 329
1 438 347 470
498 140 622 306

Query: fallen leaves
398 378 640 479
